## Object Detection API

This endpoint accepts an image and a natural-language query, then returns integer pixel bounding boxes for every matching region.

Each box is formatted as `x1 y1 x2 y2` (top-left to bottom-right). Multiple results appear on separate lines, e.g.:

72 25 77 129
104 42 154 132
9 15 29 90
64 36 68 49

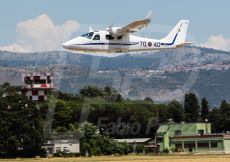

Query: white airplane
62 13 191 53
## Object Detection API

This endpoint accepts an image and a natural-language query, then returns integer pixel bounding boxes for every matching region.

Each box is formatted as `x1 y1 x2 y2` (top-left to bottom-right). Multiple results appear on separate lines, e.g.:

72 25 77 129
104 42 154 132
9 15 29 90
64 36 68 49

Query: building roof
157 123 211 135
159 122 211 127
157 125 169 133
114 138 152 143
171 134 230 140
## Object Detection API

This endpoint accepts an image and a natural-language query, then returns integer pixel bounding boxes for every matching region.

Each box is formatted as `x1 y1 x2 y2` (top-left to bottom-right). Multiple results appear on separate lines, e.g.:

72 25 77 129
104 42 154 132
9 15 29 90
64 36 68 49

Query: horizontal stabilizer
176 42 194 48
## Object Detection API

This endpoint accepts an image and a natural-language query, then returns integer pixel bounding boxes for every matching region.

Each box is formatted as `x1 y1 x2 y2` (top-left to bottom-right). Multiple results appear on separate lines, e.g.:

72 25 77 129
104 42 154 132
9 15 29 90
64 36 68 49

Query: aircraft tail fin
161 20 189 45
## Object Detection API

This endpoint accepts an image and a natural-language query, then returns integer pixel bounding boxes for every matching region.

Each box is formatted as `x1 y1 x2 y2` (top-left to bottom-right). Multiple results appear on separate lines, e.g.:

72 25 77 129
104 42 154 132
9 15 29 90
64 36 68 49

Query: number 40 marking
154 42 161 47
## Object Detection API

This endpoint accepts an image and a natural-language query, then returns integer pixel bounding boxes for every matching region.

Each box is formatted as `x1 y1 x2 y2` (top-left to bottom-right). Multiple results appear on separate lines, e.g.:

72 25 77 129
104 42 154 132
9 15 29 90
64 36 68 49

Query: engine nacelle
105 27 122 35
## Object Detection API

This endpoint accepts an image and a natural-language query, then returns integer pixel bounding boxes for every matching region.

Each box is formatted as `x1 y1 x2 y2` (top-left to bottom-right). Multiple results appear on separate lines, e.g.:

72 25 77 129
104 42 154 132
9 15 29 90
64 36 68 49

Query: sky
0 0 230 52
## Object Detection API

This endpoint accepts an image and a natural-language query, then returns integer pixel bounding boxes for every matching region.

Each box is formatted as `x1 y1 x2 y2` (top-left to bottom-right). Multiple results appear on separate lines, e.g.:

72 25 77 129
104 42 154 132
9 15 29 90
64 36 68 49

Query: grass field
0 154 230 162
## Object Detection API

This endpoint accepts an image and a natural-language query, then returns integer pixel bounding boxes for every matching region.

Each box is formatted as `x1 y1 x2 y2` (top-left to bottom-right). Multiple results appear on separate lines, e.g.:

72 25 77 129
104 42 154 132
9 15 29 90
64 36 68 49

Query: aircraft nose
62 37 81 49
62 41 70 49
62 37 86 50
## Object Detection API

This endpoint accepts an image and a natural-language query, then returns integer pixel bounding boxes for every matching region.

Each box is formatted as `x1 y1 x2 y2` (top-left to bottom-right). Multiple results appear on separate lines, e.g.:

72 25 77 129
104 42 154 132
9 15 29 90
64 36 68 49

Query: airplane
62 12 192 53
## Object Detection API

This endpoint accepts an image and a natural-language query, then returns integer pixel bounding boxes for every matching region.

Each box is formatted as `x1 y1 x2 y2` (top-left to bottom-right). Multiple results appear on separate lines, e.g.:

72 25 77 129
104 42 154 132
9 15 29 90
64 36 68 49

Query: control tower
22 72 54 101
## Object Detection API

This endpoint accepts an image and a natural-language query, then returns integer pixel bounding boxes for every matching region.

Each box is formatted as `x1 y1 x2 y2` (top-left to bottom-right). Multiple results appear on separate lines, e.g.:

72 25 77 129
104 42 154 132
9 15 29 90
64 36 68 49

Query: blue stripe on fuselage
160 33 178 46
74 42 139 46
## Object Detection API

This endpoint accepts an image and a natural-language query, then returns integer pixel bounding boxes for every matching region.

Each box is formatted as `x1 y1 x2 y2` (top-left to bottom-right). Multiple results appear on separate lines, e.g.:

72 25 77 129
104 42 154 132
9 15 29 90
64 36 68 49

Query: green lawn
0 154 230 162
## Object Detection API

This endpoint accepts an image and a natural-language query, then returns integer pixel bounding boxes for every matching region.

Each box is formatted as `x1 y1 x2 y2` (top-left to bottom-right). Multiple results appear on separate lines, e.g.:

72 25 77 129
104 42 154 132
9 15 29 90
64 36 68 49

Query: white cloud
201 35 230 51
0 43 32 53
0 14 79 53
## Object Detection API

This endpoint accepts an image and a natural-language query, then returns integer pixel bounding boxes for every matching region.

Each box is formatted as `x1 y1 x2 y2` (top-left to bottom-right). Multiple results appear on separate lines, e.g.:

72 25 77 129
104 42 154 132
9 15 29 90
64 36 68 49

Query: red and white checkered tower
22 72 54 101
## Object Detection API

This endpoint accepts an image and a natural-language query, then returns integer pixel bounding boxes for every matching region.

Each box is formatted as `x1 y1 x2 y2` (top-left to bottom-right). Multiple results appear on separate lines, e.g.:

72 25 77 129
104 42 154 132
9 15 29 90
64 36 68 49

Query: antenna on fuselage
108 23 113 35
89 26 94 32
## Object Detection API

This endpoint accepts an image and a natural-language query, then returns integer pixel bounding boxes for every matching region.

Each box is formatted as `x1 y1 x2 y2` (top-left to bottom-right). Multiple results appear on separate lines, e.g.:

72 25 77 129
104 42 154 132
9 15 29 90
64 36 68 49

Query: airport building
157 123 230 153
21 72 54 101
42 138 80 155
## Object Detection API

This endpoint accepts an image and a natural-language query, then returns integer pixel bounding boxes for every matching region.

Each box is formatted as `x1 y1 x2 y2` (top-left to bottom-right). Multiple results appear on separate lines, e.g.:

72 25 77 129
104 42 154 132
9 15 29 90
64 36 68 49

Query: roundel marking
148 42 152 47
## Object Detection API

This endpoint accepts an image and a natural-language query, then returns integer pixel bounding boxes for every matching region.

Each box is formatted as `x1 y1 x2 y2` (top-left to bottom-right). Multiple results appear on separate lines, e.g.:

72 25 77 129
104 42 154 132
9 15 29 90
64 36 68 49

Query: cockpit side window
93 34 100 40
81 32 94 39
105 35 114 40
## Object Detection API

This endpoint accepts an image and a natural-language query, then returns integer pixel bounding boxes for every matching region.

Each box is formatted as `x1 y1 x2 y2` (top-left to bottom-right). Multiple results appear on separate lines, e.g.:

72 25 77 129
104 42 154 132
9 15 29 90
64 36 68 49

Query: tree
144 97 154 103
79 86 103 97
79 86 121 100
220 100 230 113
207 100 230 133
184 93 200 122
201 98 209 121
116 94 123 102
104 86 112 95
53 100 72 130
1 82 17 96
78 122 130 156
78 122 100 156
0 93 44 158
167 100 183 123
208 108 223 133
219 100 230 131
1 82 10 89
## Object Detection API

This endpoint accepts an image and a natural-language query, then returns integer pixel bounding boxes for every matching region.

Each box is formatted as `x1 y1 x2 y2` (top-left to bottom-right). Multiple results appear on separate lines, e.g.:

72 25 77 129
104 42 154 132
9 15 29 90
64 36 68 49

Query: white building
43 138 80 155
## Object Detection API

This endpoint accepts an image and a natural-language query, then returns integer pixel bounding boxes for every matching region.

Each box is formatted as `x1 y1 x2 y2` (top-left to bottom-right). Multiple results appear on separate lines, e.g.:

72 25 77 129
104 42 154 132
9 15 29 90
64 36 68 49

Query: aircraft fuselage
62 20 190 53
63 31 177 53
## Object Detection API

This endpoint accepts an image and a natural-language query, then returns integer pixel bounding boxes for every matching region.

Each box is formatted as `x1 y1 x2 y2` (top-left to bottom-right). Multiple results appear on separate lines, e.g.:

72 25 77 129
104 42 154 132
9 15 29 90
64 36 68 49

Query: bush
163 148 169 153
136 144 144 153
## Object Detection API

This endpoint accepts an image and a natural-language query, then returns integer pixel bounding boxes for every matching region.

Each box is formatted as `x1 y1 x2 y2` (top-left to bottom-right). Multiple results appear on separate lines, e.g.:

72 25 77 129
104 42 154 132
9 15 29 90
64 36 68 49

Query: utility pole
155 107 159 155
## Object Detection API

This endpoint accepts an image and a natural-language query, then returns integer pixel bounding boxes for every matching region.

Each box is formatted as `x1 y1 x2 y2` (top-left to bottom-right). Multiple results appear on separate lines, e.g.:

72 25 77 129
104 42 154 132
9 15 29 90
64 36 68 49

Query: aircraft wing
120 18 151 34
111 11 153 36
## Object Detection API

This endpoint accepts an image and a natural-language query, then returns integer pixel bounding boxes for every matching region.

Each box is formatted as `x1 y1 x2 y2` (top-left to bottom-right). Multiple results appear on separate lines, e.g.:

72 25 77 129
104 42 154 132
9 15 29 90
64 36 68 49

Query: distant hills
0 46 230 107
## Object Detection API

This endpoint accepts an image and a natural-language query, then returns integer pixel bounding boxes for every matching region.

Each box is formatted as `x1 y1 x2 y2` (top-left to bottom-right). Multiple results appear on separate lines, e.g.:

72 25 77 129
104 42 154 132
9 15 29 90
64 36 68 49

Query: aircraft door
92 34 102 51
105 34 115 52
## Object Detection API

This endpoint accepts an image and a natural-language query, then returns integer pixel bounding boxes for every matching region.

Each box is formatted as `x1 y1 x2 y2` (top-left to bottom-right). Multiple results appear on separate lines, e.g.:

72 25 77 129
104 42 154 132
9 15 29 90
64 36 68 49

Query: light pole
155 106 159 154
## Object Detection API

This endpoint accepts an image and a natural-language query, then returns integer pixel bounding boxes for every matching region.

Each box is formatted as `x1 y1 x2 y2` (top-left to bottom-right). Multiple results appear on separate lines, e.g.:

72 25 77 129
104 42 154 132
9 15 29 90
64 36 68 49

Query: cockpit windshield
81 32 94 39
